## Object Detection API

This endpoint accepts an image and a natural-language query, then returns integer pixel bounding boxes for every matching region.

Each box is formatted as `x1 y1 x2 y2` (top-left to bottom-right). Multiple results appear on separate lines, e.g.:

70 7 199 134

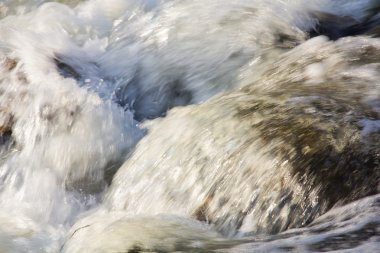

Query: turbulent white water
0 0 379 252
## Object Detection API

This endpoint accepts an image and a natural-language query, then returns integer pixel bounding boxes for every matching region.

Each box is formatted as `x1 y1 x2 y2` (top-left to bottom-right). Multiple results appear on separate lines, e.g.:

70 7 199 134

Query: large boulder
105 36 380 235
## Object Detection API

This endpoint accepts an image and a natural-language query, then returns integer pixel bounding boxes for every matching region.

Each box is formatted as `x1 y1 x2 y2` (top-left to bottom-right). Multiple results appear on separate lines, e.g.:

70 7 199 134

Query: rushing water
0 0 379 252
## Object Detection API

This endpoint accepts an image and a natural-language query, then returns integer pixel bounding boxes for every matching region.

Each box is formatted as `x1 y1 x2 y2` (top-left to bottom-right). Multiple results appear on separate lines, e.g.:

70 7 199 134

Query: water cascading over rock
104 36 380 236
0 1 379 252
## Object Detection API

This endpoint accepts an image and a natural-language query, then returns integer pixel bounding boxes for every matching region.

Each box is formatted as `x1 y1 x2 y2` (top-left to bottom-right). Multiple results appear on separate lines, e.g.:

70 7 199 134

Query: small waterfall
0 0 378 252
105 36 380 236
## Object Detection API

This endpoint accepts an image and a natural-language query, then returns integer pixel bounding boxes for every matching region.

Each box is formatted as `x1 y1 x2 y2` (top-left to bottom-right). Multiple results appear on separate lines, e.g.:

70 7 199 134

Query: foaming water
106 35 380 236
0 1 145 250
0 0 379 252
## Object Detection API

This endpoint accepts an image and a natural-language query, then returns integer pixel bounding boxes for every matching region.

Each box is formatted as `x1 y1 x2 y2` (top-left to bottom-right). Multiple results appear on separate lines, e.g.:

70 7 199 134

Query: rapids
0 0 379 252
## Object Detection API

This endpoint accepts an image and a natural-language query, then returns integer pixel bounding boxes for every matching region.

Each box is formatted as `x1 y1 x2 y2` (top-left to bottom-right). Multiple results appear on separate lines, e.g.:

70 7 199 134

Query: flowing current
0 0 379 252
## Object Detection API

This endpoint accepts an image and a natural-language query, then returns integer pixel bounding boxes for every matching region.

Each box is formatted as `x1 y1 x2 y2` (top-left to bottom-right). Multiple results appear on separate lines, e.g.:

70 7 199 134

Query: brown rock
0 108 13 136
2 58 18 72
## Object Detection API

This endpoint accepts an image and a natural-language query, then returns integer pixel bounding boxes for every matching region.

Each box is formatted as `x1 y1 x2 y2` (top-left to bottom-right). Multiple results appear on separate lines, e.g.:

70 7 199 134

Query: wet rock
0 54 142 196
129 79 193 121
0 58 22 151
367 24 380 37
62 186 380 253
231 194 380 252
2 58 17 72
0 107 13 153
54 57 81 80
106 36 380 236
309 5 380 40
309 222 379 252
309 11 359 40
0 108 12 136
61 213 237 253
1 57 29 86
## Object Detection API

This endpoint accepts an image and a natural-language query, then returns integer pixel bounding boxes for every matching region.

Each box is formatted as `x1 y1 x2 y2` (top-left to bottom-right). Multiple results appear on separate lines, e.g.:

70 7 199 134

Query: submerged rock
0 108 12 136
0 49 143 231
54 57 82 81
62 185 380 253
93 0 316 121
309 11 380 39
309 1 380 39
105 36 380 236
0 108 13 154
0 57 19 152
230 194 380 252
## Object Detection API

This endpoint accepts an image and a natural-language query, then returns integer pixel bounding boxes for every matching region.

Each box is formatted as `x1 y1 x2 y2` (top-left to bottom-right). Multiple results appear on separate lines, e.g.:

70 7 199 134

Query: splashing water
0 0 379 252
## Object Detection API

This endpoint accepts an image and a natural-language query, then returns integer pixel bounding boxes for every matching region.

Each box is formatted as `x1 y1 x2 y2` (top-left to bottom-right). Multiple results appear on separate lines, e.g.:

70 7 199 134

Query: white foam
0 0 378 252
